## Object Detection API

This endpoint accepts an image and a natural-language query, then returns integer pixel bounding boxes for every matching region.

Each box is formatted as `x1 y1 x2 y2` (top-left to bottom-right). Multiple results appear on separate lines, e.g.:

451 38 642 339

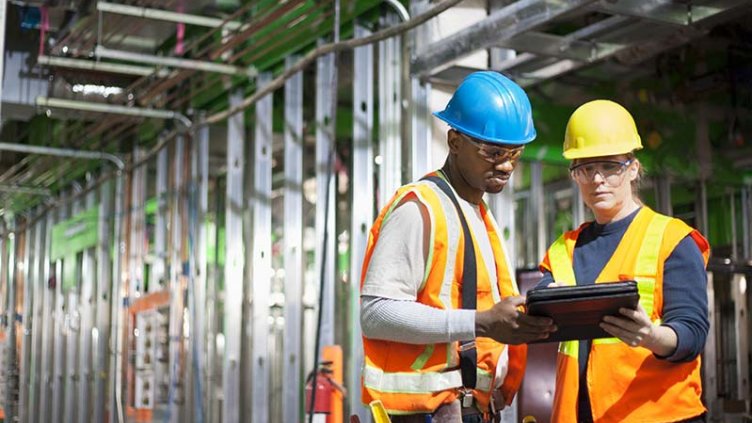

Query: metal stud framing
350 24 374 422
252 71 273 423
19 218 33 423
168 135 186 423
51 198 68 421
191 119 210 422
314 45 336 360
223 90 245 423
282 57 304 423
77 180 97 422
64 189 83 423
93 178 113 423
38 211 55 423
28 215 45 423
378 12 402 209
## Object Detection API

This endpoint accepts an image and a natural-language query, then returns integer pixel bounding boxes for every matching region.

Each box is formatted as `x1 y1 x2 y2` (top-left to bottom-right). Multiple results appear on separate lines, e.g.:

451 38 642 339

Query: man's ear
447 129 461 154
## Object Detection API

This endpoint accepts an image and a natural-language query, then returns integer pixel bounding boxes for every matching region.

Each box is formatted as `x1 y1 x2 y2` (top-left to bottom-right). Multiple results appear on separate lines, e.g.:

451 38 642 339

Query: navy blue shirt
536 207 709 421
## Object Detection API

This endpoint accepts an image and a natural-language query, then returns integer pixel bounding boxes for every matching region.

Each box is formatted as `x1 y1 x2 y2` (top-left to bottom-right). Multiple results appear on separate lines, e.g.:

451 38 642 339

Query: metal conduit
0 142 125 170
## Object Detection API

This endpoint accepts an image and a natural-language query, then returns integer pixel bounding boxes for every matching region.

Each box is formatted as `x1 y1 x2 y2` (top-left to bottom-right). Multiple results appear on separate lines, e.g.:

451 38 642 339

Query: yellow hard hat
563 100 642 159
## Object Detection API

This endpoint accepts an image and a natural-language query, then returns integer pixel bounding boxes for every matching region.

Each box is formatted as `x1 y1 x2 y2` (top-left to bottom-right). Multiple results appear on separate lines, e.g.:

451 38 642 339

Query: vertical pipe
223 90 245 423
252 72 273 423
572 180 585 227
313 42 336 366
282 57 304 423
741 186 750 260
530 161 546 262
93 178 113 423
169 136 185 423
19 219 34 423
38 212 55 423
109 173 125 423
350 25 374 421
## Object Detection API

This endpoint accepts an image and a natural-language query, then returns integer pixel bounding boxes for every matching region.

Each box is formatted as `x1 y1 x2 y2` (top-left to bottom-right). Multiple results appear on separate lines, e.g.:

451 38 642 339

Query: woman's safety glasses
460 133 525 164
569 159 633 184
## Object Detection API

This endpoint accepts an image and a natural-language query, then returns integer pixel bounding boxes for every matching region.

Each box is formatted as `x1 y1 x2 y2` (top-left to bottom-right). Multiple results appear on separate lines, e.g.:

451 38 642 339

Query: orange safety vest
540 207 710 423
360 172 527 415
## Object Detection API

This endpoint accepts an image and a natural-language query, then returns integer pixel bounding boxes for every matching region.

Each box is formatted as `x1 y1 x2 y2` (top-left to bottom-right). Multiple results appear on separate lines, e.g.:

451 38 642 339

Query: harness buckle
461 389 474 408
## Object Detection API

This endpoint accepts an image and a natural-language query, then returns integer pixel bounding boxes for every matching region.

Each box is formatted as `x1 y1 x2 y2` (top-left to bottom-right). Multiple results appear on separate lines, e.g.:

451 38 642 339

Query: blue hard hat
433 71 536 145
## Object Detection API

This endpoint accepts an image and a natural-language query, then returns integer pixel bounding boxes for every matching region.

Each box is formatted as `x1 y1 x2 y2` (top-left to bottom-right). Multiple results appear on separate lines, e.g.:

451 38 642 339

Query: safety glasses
459 133 525 164
569 159 633 184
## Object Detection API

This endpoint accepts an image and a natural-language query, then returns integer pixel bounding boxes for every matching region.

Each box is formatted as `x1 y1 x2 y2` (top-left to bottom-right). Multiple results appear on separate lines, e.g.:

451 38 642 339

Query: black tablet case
525 281 639 343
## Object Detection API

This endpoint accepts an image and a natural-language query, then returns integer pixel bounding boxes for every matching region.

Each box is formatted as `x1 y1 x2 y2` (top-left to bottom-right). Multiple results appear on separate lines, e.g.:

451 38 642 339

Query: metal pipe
97 1 245 30
383 0 410 22
95 46 257 77
37 55 168 77
36 96 180 123
0 142 125 170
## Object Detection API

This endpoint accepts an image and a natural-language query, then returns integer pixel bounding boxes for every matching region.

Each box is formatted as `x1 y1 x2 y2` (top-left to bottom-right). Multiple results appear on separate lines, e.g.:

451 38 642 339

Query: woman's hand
600 303 677 356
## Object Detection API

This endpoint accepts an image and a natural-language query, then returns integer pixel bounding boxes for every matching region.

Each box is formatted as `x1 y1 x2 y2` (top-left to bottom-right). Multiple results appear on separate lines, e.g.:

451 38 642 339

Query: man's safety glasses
569 159 633 184
460 133 525 164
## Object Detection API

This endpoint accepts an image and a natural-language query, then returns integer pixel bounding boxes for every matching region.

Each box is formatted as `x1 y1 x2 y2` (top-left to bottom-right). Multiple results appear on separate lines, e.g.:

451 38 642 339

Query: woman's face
570 154 639 219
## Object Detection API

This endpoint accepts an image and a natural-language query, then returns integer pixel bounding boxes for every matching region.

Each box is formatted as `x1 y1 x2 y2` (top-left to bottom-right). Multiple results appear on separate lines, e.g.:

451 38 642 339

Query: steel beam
95 46 257 78
350 25 374 421
495 31 622 62
97 1 245 30
251 72 273 423
411 0 596 77
282 57 304 423
222 90 245 423
598 0 750 26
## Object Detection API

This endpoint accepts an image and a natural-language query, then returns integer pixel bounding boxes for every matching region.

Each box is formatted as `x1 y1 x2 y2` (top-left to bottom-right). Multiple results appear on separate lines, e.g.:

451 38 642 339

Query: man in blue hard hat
360 71 556 422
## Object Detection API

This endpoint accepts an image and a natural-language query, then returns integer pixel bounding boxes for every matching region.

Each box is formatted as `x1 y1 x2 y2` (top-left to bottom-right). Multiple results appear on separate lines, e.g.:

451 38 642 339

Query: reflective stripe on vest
363 364 495 394
552 211 670 351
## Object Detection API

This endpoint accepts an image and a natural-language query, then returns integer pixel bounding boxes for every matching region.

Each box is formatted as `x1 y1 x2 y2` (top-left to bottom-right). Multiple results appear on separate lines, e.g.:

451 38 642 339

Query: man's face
451 130 523 194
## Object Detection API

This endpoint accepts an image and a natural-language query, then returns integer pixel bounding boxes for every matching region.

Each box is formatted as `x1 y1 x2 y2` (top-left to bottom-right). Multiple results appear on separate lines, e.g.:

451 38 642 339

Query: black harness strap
423 174 477 389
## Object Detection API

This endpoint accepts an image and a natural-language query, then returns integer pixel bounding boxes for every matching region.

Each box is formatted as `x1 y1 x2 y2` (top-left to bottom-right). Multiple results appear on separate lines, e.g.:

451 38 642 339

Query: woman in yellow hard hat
536 100 710 423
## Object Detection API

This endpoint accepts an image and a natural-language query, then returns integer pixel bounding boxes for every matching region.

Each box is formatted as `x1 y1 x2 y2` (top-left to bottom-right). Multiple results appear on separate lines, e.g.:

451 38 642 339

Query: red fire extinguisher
305 361 346 423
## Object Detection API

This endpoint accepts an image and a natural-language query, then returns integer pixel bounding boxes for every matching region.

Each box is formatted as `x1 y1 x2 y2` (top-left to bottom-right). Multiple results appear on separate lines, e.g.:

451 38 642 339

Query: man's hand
475 296 556 344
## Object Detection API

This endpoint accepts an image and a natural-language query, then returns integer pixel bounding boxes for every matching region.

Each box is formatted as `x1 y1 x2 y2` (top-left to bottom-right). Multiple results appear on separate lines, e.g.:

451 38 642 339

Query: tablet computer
525 281 639 343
